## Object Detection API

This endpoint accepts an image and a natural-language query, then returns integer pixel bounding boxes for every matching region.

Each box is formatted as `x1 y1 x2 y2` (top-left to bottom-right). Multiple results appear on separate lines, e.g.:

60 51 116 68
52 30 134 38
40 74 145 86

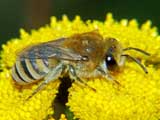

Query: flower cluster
0 13 160 120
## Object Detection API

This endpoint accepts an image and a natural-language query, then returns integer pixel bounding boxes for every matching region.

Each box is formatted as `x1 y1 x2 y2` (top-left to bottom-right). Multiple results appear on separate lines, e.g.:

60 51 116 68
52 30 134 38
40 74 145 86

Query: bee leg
68 65 96 91
105 74 121 86
26 63 64 100
97 67 120 85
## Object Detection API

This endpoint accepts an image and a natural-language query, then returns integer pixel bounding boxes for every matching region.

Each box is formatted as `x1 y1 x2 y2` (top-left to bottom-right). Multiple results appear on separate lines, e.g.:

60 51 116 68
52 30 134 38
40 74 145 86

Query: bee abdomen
12 58 50 85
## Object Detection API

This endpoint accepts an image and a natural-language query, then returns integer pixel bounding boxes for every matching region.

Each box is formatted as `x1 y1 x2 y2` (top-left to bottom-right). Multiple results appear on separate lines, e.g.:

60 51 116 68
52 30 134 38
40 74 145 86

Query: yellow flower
67 14 160 120
0 69 60 120
0 13 160 120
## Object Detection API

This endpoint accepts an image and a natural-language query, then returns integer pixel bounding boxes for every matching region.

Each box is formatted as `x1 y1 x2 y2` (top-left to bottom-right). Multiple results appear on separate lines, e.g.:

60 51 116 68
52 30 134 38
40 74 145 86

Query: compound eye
105 54 117 70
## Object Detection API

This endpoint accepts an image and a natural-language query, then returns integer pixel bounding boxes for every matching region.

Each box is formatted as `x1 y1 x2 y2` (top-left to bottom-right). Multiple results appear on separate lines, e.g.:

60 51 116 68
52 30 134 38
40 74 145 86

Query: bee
12 31 150 99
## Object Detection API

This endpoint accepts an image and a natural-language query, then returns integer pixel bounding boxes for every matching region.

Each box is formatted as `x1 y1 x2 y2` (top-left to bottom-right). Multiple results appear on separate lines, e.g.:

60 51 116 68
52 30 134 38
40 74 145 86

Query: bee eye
105 54 117 70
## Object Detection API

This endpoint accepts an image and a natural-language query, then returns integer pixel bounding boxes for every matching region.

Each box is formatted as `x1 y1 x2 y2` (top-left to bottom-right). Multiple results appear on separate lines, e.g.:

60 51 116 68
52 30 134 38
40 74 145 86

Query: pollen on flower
67 64 160 120
0 13 160 120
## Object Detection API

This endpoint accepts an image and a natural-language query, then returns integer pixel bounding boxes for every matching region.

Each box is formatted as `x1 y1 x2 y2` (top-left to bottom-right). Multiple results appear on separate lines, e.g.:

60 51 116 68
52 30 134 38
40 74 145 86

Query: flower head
0 13 160 120
67 14 160 120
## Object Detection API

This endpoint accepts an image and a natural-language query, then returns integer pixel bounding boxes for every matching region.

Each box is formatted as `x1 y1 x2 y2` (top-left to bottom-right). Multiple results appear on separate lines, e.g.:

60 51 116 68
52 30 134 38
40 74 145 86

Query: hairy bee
12 31 150 99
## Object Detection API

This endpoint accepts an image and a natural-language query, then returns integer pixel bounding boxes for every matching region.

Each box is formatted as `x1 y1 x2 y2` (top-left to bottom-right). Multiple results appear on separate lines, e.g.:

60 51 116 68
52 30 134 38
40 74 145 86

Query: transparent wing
17 38 88 61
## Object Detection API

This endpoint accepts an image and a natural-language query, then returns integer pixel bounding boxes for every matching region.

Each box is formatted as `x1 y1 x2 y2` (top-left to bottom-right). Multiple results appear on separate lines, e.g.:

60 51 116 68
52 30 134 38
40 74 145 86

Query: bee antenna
123 47 150 56
121 54 148 74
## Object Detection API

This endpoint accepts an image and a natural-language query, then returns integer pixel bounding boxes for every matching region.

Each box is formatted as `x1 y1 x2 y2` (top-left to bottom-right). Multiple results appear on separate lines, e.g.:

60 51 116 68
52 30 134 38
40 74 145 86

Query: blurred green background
0 0 160 46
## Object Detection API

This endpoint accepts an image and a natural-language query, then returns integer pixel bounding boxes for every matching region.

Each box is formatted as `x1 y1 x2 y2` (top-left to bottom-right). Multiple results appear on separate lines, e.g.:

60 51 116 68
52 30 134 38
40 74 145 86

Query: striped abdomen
12 58 50 85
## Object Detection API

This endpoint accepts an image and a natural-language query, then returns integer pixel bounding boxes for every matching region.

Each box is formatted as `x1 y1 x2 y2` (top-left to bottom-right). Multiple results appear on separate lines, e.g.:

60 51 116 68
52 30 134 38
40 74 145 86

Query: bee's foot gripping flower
0 13 160 120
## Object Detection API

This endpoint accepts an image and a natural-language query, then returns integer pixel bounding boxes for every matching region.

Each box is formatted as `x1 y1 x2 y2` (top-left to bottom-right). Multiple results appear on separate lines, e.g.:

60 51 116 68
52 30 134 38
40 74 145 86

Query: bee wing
17 38 87 61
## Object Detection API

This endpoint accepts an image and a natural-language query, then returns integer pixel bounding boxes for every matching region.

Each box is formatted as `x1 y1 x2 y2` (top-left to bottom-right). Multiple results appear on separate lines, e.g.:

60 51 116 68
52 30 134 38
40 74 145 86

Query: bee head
104 38 124 71
104 37 150 73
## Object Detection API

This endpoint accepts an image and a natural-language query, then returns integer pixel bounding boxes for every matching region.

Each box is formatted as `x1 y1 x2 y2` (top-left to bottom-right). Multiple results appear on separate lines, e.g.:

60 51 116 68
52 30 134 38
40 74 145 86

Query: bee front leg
96 67 121 86
26 63 64 100
68 65 96 91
